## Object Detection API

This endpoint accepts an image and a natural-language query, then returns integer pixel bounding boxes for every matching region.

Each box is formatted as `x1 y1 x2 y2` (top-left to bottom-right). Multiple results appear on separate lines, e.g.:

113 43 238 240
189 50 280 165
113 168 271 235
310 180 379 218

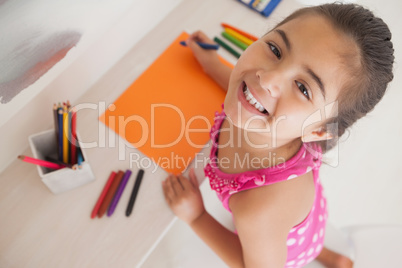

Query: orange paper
99 32 232 174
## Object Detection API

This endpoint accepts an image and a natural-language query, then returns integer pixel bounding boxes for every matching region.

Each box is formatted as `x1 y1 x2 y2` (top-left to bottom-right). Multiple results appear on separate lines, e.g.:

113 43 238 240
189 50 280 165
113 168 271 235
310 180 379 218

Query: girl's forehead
274 14 359 57
276 15 344 45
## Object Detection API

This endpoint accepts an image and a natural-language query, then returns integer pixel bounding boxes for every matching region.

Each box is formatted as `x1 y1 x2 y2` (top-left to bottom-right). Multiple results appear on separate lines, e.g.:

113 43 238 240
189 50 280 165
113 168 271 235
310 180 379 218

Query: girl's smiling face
224 14 359 148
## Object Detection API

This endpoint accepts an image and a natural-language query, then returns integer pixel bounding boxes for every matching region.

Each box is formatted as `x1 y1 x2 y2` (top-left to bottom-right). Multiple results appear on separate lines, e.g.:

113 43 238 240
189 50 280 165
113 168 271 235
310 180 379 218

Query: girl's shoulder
229 169 316 227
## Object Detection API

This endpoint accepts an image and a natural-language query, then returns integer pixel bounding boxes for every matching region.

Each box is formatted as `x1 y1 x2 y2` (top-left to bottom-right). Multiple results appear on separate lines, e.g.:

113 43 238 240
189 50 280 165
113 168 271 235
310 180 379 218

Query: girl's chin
225 111 270 131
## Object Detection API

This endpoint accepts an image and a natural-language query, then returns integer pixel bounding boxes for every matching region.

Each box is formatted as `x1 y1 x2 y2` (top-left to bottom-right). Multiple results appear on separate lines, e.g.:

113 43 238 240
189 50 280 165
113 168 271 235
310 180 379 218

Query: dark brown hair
276 3 394 152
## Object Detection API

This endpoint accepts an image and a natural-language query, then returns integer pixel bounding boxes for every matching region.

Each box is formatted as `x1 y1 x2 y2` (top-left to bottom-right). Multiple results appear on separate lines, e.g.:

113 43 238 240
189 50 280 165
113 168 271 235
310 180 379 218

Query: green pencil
213 37 241 59
222 32 248 50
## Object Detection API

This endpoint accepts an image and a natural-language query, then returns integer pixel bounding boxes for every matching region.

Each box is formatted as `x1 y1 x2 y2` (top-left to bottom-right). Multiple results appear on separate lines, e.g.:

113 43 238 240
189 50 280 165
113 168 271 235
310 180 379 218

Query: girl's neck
231 121 303 166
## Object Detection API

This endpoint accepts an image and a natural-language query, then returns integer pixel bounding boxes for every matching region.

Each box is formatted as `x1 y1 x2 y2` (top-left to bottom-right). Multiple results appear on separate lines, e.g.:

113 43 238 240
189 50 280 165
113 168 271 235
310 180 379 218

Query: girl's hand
184 31 232 91
185 31 221 74
162 168 206 225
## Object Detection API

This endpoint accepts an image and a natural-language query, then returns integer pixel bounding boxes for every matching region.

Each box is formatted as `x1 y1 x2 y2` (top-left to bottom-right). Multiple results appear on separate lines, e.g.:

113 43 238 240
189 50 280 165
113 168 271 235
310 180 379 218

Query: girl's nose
256 69 282 98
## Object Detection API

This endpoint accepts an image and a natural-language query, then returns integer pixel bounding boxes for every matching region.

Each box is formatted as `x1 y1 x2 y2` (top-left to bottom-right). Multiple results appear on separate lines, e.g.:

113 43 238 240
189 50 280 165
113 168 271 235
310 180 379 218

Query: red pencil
91 171 117 219
98 170 125 218
221 23 258 41
18 155 65 170
70 107 77 165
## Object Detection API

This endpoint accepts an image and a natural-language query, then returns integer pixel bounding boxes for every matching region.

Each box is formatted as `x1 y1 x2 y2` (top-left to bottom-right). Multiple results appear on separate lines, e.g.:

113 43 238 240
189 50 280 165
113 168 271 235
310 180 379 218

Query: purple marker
107 169 132 216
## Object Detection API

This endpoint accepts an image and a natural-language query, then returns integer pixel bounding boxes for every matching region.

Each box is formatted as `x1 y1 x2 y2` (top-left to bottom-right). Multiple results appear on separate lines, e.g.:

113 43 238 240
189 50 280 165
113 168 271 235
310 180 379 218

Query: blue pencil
77 149 83 167
180 41 219 50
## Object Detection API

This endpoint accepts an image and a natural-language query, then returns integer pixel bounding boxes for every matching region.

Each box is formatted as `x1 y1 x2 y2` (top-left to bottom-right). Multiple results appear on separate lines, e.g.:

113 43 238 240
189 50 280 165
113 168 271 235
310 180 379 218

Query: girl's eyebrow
305 66 326 100
275 29 291 51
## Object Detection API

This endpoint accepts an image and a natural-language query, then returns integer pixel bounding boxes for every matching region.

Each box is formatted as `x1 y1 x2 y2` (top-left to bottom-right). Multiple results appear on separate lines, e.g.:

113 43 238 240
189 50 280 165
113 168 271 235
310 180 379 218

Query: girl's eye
296 81 310 100
268 43 281 59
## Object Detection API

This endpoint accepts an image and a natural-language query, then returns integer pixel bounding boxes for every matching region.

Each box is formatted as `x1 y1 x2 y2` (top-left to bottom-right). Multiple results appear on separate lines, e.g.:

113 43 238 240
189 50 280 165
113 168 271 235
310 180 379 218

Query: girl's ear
302 128 333 143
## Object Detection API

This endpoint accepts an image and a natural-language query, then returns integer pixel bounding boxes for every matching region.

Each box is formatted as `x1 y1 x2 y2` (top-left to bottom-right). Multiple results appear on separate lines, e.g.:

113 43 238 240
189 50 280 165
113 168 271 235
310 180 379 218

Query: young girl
162 3 394 268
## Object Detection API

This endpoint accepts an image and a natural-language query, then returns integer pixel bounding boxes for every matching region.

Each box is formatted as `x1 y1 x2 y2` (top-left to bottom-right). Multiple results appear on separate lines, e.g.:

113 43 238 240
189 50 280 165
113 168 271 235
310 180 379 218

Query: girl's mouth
242 83 269 115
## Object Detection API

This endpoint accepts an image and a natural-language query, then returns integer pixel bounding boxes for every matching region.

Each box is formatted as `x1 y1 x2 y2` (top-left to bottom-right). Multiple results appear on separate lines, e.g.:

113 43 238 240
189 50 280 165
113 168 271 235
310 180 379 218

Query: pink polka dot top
204 109 328 268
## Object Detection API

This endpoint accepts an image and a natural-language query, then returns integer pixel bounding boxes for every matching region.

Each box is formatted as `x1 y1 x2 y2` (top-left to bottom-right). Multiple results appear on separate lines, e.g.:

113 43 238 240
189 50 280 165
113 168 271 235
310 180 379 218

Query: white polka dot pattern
287 238 297 246
297 226 306 235
286 260 295 266
284 186 327 267
314 233 319 243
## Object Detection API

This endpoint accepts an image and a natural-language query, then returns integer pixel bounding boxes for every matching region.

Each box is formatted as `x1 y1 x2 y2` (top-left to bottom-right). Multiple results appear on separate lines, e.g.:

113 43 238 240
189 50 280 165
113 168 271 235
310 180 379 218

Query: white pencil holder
28 129 95 194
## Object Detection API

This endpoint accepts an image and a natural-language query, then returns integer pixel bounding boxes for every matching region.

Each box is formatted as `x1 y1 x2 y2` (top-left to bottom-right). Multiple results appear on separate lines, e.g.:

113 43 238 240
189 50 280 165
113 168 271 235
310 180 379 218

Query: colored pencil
91 171 117 219
58 107 64 161
77 148 83 168
18 155 65 170
222 32 248 50
68 108 72 164
62 105 69 163
70 107 77 165
126 169 144 217
45 156 73 168
179 41 219 50
107 169 132 217
53 104 59 157
224 28 254 46
98 170 125 217
221 23 258 41
213 37 241 59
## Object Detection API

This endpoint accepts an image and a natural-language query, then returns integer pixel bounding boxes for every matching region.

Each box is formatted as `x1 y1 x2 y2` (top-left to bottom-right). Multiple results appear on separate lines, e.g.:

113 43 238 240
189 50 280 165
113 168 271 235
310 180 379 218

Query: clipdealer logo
70 100 340 173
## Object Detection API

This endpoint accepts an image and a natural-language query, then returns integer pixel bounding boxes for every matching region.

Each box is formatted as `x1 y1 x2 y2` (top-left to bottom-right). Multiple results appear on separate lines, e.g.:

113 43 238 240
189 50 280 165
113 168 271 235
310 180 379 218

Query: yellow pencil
224 28 254 46
63 105 69 163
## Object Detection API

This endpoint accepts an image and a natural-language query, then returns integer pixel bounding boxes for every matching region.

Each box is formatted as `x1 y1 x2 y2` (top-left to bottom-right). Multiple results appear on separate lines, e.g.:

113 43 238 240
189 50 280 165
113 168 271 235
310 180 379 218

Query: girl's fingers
187 38 207 55
177 174 191 190
187 31 216 52
188 31 213 43
162 177 174 203
170 174 184 193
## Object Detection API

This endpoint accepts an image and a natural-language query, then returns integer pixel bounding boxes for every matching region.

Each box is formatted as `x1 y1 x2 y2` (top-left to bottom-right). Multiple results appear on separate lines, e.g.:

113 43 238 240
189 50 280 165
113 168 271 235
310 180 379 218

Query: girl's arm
162 170 313 267
185 31 232 91
189 210 244 267
230 172 315 267
230 187 292 267
190 204 290 268
162 170 244 267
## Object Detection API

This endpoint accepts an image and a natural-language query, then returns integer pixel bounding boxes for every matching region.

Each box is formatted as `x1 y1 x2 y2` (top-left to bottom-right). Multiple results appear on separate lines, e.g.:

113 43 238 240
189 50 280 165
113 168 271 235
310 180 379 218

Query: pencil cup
28 129 95 194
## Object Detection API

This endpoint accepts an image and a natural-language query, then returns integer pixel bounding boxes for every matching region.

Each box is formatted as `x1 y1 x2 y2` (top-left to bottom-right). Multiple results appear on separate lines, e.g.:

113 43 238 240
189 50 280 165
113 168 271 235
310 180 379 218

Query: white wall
0 0 134 123
0 0 182 172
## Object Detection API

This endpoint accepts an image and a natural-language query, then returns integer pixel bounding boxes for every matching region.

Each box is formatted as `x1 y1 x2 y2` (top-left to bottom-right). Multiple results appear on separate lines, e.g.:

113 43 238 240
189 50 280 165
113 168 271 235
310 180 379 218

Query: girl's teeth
243 86 267 114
